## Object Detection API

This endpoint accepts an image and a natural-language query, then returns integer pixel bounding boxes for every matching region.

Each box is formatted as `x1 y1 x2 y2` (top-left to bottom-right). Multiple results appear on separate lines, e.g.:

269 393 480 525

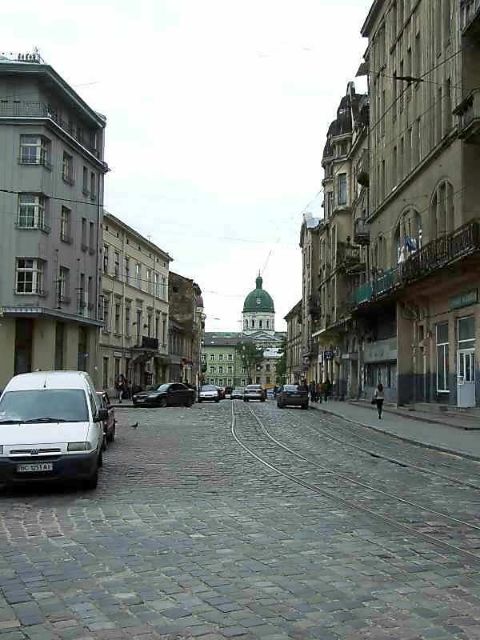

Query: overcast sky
2 0 370 332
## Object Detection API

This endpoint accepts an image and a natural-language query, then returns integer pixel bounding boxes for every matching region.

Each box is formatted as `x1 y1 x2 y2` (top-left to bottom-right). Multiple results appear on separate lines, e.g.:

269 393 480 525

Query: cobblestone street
2 401 480 640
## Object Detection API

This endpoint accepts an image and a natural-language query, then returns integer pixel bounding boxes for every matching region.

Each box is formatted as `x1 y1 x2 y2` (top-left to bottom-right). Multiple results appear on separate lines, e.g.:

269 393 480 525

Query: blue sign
324 350 334 360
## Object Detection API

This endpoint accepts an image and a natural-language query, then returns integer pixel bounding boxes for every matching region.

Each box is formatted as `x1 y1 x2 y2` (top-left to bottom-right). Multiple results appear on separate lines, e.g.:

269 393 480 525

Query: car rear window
201 385 217 391
284 385 300 391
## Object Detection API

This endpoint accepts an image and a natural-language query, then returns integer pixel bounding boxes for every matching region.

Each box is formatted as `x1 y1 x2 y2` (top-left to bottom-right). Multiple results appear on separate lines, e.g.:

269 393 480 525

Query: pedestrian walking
316 381 322 403
373 383 384 419
323 377 332 402
116 374 127 403
309 380 317 403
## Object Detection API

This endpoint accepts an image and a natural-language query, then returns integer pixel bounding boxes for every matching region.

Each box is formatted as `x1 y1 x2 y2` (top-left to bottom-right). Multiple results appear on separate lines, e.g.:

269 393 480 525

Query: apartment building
284 301 303 383
100 212 171 392
0 52 108 387
202 335 246 388
168 272 205 385
352 0 480 407
300 83 368 395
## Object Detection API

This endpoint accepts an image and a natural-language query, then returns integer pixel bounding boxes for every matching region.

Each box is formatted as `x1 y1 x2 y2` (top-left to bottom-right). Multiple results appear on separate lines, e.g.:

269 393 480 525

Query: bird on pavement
130 422 139 429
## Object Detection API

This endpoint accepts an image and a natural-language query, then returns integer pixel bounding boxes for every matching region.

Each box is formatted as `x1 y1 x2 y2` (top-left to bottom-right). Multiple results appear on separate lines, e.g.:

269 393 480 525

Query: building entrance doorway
457 349 475 407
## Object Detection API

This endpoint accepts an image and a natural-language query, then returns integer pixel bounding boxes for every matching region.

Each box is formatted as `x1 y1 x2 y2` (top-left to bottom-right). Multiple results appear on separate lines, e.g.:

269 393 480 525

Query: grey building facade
0 52 108 387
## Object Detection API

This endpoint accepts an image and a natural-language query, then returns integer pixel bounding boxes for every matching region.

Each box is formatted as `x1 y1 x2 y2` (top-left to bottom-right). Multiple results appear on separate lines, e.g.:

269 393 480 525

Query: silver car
198 385 220 403
243 385 266 402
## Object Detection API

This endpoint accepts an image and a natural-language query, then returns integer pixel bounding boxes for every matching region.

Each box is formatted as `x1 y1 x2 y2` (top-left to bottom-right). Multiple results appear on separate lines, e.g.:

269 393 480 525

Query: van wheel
159 398 167 408
83 464 99 491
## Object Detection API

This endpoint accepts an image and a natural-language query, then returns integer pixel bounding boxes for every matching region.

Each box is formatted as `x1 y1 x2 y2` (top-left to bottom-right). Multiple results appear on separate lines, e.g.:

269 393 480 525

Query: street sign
324 350 334 360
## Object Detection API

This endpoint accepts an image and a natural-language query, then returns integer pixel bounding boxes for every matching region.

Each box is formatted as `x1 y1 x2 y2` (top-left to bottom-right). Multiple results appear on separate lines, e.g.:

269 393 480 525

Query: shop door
457 349 476 408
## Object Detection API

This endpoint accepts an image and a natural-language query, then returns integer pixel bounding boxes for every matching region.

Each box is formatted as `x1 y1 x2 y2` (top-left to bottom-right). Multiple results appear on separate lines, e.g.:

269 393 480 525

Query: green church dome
242 275 275 313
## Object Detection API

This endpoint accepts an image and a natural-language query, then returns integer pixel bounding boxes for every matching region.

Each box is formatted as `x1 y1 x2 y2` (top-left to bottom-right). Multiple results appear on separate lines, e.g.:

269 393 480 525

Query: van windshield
0 389 89 424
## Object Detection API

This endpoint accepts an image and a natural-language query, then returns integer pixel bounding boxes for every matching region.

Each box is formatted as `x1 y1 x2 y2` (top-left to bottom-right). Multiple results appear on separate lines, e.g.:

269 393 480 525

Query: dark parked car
133 383 195 408
243 384 266 402
276 384 309 409
96 391 116 446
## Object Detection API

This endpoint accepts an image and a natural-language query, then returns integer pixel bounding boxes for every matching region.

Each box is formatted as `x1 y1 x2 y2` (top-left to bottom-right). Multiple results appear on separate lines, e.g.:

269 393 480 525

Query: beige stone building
99 212 171 393
284 301 303 383
352 0 480 407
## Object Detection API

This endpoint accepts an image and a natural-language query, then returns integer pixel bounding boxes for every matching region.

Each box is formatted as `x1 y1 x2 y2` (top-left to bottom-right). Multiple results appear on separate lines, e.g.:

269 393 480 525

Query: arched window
394 208 422 263
430 180 454 239
259 319 263 328
266 320 270 329
251 319 255 328
244 319 248 330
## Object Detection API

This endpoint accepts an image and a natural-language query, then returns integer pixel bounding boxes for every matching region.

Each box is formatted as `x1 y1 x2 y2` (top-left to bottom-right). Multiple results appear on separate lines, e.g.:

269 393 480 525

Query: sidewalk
313 400 480 460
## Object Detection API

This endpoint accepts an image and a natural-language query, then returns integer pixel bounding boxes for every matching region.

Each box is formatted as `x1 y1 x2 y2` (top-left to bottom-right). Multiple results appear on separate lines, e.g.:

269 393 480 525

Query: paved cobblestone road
2 401 480 640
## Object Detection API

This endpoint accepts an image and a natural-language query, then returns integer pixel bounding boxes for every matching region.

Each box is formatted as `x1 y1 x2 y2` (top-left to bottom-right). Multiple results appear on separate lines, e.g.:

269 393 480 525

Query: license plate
17 463 53 473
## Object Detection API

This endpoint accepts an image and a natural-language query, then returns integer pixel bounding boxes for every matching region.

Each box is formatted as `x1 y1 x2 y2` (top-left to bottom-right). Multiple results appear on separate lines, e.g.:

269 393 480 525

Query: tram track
231 401 480 566
270 408 480 491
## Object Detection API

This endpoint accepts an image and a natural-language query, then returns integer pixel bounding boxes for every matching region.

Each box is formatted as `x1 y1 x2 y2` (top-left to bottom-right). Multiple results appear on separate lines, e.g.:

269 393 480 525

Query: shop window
436 322 449 392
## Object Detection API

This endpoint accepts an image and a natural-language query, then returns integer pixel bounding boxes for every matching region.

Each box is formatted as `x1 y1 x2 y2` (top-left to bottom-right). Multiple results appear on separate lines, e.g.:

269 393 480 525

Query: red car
96 391 116 446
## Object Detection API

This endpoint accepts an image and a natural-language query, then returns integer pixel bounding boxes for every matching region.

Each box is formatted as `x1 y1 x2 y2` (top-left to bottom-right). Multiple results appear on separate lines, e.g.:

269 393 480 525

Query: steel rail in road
230 401 480 566
275 409 480 491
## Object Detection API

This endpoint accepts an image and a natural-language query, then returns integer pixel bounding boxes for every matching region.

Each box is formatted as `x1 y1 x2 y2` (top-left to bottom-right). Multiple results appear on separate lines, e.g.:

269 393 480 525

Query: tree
235 341 264 384
275 338 287 385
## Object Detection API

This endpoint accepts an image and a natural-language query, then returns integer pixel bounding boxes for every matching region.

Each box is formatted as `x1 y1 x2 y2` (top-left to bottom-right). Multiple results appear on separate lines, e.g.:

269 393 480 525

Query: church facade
202 275 286 388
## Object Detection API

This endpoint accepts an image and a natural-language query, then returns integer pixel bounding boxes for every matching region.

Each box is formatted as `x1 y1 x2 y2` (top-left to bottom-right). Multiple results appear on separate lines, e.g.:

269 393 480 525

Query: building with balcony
353 0 480 407
99 212 171 393
284 301 303 383
299 83 368 395
168 272 205 385
0 52 108 387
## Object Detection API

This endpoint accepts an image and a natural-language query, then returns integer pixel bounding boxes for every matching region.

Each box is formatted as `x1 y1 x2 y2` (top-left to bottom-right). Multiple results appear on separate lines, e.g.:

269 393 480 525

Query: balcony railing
337 242 362 272
351 267 400 307
353 217 370 245
402 220 480 283
351 221 480 308
0 100 101 158
460 0 480 35
454 89 480 143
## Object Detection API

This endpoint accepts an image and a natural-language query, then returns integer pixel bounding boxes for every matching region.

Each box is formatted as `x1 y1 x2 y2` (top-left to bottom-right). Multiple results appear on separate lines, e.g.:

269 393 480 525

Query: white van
0 371 106 490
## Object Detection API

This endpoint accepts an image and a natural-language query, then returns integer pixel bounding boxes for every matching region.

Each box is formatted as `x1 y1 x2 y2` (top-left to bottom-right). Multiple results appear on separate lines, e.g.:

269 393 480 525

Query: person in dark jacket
309 380 317 402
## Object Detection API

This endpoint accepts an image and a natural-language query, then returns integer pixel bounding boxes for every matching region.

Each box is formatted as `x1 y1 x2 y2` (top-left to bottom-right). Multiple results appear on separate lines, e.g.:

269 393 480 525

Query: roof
284 300 302 320
243 275 275 313
104 211 173 263
5 371 92 391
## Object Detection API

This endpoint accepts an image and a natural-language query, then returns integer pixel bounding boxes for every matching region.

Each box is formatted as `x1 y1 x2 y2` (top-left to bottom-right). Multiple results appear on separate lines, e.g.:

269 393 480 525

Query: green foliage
235 341 264 383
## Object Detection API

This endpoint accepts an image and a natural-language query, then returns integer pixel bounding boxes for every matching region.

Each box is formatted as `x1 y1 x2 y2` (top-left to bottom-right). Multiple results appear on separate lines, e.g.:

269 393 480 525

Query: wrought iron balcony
460 0 480 37
353 217 370 245
454 89 480 144
337 242 362 273
356 148 369 187
401 220 480 283
0 100 101 158
351 267 400 307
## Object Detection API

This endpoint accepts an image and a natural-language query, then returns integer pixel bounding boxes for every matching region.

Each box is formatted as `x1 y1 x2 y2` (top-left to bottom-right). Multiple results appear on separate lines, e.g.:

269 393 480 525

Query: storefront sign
449 289 478 310
364 338 397 363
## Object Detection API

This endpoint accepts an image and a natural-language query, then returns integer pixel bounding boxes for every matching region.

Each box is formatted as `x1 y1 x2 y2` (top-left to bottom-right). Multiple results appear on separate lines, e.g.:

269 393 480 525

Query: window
78 273 86 314
201 354 206 362
266 376 271 384
82 167 89 195
219 366 223 374
162 316 166 345
60 206 71 242
125 257 130 284
15 258 44 294
436 322 449 392
90 172 96 200
431 181 454 239
337 173 347 205
125 302 131 336
227 366 233 374
103 244 109 272
19 135 50 167
103 295 110 331
266 320 270 329
89 222 95 252
114 251 120 278
62 152 74 184
17 194 47 230
210 366 215 374
154 272 159 297
458 316 475 350
58 267 69 303
228 354 233 361
219 354 224 361
259 320 263 328
136 263 141 288
81 218 87 249
155 313 160 338
210 354 215 361
266 364 271 372
146 269 152 293
147 312 152 336
112 301 120 334
162 275 167 299
87 277 92 313
103 357 109 390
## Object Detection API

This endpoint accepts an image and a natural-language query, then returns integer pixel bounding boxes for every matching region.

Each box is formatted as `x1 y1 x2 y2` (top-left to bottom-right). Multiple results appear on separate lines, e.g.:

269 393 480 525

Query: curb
311 404 480 462
346 400 480 431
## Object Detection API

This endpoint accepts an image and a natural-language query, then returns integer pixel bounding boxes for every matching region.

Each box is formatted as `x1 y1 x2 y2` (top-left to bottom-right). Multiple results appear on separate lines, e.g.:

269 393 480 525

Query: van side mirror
96 408 108 421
